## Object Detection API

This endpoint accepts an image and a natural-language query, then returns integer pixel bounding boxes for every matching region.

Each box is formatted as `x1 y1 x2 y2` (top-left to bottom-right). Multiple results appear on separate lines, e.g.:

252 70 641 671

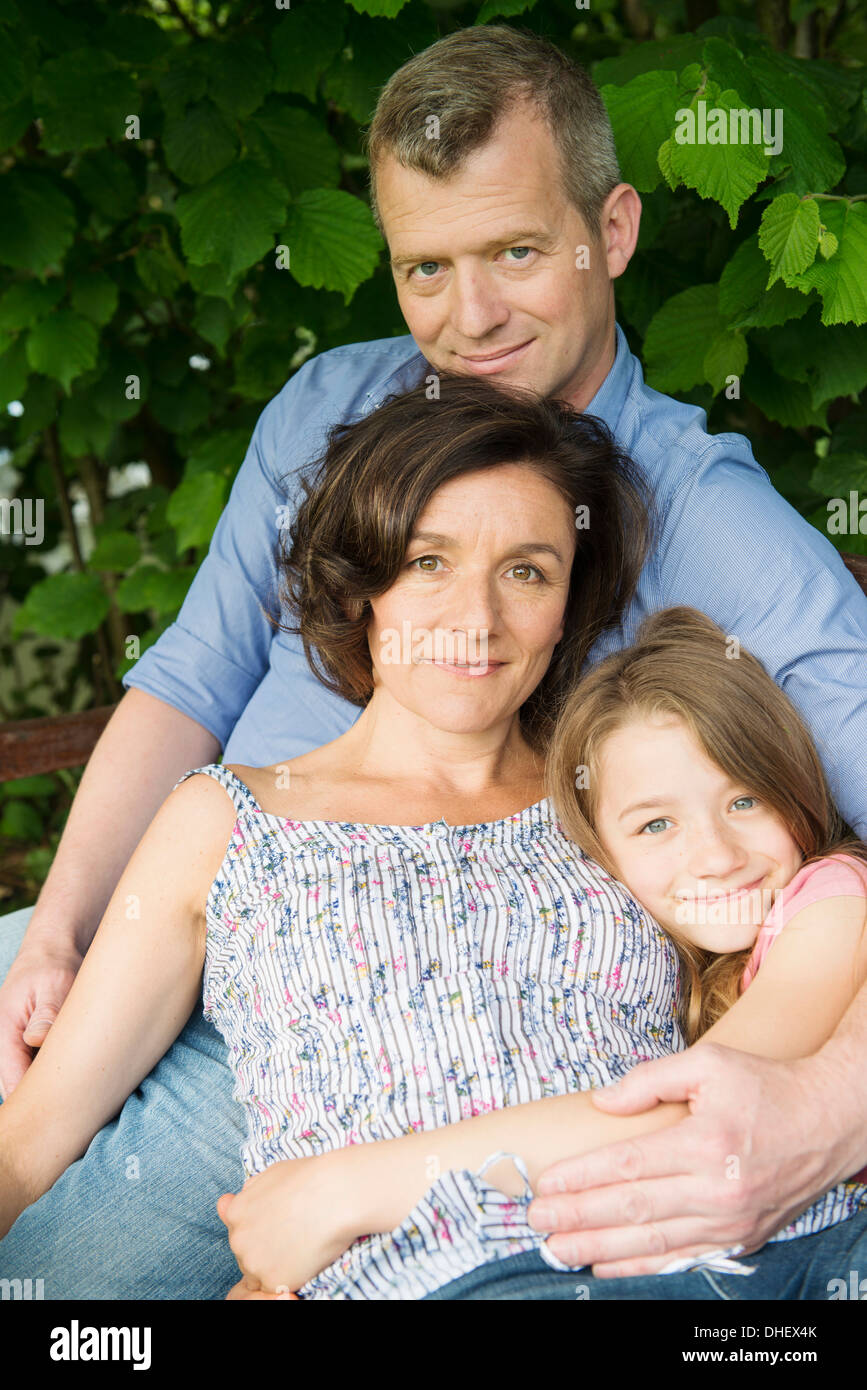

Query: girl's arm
336 890 867 1239
0 773 235 1239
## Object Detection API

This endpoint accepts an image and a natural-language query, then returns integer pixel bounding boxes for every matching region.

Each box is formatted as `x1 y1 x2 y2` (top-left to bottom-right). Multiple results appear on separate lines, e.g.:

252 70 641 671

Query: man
1 25 866 1297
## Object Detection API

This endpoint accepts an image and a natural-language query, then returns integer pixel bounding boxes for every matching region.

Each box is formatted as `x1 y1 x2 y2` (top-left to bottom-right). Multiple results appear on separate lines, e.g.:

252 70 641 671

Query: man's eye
639 818 671 835
503 246 533 262
411 262 440 279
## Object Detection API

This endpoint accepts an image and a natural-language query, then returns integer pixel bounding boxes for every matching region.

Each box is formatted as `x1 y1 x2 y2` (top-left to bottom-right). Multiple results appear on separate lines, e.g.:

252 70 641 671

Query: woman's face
366 463 577 736
593 712 804 949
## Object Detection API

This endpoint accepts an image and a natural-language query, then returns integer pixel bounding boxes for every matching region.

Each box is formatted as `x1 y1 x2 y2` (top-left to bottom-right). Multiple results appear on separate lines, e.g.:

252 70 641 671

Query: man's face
377 97 639 410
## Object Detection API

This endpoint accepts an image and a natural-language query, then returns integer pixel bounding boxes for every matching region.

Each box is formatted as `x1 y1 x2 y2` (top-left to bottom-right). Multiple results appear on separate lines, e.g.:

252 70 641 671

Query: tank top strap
171 763 264 819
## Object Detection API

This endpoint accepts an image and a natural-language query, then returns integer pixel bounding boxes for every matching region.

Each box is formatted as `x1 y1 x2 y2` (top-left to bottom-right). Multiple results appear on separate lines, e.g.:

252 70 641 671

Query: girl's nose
687 825 748 881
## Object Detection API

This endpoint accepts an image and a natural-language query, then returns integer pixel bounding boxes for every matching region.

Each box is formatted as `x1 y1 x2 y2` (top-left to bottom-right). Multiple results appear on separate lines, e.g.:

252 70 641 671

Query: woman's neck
337 689 542 801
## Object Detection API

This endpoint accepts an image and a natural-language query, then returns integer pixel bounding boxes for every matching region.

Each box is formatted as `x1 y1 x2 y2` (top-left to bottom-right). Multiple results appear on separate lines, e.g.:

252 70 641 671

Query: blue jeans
2 903 864 1301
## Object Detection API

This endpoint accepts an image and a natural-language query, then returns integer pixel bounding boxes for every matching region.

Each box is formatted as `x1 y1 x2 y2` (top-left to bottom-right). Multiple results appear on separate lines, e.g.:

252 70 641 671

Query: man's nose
448 266 510 341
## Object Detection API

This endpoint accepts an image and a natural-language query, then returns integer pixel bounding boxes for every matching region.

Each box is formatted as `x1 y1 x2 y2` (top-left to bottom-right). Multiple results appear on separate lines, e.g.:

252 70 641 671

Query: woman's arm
338 890 867 1239
0 772 235 1239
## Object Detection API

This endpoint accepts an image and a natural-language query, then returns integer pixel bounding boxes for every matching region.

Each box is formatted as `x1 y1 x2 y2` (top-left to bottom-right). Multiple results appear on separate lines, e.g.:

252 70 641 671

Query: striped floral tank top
174 763 864 1297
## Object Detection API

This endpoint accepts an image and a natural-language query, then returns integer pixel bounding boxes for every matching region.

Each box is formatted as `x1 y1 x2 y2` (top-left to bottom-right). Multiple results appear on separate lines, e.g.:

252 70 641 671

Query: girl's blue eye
640 818 671 835
732 796 758 810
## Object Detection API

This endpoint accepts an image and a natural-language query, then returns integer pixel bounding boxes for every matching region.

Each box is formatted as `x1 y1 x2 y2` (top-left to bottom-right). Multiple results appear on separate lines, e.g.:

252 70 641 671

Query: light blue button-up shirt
122 323 867 835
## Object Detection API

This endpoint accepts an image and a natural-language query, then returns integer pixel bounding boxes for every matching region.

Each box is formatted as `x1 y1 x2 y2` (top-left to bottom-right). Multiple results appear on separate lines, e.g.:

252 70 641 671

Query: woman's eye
507 563 542 582
639 818 671 835
731 795 758 811
409 554 443 572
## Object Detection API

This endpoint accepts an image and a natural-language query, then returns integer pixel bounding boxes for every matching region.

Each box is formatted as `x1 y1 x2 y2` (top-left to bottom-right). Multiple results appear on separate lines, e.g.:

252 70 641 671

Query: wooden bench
2 552 867 781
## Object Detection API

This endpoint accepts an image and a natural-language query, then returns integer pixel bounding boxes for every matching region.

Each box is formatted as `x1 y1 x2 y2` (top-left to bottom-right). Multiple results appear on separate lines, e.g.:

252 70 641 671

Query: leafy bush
1 0 865 909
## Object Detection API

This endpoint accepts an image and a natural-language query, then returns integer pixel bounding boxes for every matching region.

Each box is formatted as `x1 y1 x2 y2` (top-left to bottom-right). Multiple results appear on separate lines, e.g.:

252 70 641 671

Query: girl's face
593 713 804 951
365 463 577 737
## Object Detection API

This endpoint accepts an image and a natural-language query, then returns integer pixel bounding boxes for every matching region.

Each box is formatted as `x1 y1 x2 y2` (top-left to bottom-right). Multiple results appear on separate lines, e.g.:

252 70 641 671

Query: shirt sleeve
656 447 867 838
121 358 319 748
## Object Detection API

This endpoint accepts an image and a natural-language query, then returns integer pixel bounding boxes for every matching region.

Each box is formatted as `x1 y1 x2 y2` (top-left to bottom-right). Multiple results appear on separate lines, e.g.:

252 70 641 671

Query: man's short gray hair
363 25 622 240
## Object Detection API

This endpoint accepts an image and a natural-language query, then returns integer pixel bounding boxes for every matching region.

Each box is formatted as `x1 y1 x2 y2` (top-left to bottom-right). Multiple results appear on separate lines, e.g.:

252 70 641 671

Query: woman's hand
217 1149 360 1295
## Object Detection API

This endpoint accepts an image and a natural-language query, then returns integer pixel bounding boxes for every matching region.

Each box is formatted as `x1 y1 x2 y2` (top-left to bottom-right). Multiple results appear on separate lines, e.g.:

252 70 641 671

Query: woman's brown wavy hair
546 605 867 1042
266 370 653 750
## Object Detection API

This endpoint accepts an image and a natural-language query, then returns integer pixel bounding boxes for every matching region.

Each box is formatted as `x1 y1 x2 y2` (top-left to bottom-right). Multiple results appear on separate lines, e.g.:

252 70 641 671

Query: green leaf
0 800 43 841
34 49 138 152
270 0 346 102
136 242 186 298
757 194 820 288
0 94 35 149
115 565 195 616
742 351 828 430
809 452 867 498
0 775 58 801
475 0 536 22
70 271 118 326
184 429 250 481
149 379 211 435
245 102 341 196
322 9 438 126
0 171 76 274
659 85 769 228
592 36 705 88
12 571 110 640
100 12 172 65
0 23 31 107
0 279 64 333
163 101 238 186
89 530 141 571
718 235 813 330
786 202 867 327
91 356 150 421
26 310 99 393
644 284 745 395
206 37 271 119
0 334 29 408
701 37 763 109
193 295 234 355
73 149 139 221
175 161 288 280
156 47 207 117
58 389 114 456
347 0 411 14
166 472 228 550
746 49 846 196
281 189 384 304
601 72 684 193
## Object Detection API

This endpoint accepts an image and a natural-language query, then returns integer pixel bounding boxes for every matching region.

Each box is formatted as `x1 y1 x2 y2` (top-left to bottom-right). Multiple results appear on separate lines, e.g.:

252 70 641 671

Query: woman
1 374 855 1300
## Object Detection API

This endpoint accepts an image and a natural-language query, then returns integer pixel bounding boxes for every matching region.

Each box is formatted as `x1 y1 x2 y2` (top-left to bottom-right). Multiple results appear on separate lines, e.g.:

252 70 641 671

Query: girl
546 604 867 1232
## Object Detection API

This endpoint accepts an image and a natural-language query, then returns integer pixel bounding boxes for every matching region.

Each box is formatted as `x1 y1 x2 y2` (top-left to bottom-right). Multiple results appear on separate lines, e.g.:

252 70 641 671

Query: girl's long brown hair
546 606 867 1043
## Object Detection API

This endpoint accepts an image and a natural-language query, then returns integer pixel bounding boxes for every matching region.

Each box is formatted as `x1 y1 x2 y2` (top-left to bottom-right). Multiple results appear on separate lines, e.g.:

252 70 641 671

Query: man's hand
0 941 82 1099
527 1043 855 1278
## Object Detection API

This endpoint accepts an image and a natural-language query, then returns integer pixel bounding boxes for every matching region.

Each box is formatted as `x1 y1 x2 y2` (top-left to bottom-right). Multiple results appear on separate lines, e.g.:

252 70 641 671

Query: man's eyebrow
390 228 557 271
410 531 567 562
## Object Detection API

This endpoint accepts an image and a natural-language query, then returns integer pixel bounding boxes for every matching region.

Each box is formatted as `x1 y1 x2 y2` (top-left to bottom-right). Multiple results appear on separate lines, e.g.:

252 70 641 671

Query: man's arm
0 690 219 1098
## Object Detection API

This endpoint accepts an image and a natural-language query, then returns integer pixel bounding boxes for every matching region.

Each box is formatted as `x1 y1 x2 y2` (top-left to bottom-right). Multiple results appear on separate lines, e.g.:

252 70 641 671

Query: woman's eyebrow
410 532 567 562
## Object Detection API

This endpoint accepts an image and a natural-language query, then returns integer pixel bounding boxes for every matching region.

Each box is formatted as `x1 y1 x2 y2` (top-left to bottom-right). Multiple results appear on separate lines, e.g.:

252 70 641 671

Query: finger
590 1243 724 1280
22 1005 60 1048
544 1217 727 1270
531 1172 712 1232
0 1029 35 1098
536 1127 706 1198
589 1053 706 1115
216 1193 235 1226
